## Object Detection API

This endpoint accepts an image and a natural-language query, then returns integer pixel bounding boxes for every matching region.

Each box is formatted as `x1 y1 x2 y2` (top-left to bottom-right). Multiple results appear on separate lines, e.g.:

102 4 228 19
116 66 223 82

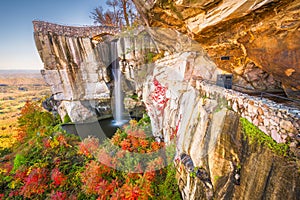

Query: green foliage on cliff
240 118 289 156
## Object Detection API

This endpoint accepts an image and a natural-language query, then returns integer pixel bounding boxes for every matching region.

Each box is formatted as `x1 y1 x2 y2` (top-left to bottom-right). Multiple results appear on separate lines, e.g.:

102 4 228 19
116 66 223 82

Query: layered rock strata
33 21 155 122
133 0 300 98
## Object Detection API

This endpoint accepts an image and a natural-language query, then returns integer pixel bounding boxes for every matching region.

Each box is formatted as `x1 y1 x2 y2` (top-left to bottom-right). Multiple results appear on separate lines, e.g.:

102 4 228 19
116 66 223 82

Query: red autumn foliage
1 100 178 200
144 170 156 181
120 139 131 150
14 167 28 180
151 141 160 151
56 134 68 147
139 139 149 149
96 179 119 199
1 162 13 175
122 182 142 200
51 168 67 187
14 130 27 143
78 136 99 156
81 160 113 195
8 191 19 198
19 167 49 198
111 133 121 145
50 191 67 200
42 138 51 148
129 136 139 148
78 142 90 156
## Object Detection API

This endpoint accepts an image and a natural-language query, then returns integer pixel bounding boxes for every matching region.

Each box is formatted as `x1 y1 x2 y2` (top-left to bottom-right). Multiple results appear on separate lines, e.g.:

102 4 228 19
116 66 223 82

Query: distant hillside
0 70 46 85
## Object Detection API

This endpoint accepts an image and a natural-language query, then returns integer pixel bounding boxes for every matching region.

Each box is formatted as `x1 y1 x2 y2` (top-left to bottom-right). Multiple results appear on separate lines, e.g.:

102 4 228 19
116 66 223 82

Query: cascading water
111 40 125 125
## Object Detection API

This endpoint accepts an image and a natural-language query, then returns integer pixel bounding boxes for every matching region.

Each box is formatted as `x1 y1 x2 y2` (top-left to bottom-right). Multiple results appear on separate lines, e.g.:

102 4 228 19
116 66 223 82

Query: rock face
34 21 154 122
34 21 118 121
142 52 300 199
133 0 300 98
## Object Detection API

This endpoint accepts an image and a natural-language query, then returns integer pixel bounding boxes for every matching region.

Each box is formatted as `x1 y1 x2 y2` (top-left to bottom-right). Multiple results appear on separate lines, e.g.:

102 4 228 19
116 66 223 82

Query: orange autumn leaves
78 119 166 172
111 121 164 153
78 119 169 200
0 99 180 199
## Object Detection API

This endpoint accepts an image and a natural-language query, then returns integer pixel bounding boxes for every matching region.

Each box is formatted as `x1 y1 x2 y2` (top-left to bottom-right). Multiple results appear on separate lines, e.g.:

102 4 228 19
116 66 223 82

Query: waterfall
111 41 124 125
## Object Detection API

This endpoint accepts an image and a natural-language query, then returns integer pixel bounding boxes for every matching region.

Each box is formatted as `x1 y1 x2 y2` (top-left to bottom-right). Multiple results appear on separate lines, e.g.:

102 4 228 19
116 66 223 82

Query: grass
240 118 289 156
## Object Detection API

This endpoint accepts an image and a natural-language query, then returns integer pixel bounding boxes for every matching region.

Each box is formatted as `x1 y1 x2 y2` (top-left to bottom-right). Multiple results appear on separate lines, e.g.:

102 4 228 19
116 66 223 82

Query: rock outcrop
133 0 300 98
141 51 300 199
33 21 154 122
34 21 119 121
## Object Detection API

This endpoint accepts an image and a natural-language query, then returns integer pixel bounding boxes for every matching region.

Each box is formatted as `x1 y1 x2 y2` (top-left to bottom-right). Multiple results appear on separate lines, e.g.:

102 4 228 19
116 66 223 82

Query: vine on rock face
151 78 169 113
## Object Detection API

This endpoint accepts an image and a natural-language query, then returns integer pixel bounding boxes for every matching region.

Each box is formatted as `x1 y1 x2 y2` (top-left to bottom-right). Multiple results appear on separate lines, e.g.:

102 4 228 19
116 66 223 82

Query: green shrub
153 164 182 200
18 101 55 138
63 113 72 123
13 154 26 171
146 52 155 63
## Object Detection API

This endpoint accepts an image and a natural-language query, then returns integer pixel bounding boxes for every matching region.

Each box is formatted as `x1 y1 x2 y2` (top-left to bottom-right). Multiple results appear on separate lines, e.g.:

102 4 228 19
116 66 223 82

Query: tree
120 0 130 27
18 101 54 138
91 6 119 27
90 0 138 28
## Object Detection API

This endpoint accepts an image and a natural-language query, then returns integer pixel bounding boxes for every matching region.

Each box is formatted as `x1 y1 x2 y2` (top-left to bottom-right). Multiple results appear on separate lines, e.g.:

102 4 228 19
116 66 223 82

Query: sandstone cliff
133 0 300 99
33 22 154 122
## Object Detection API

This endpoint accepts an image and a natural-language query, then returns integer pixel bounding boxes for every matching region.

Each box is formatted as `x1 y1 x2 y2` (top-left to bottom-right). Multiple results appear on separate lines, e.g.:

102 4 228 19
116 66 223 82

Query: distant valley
0 70 50 152
0 70 46 85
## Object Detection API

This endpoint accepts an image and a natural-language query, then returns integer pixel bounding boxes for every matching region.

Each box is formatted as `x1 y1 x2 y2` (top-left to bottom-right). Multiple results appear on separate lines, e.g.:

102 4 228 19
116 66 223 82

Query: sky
0 0 106 70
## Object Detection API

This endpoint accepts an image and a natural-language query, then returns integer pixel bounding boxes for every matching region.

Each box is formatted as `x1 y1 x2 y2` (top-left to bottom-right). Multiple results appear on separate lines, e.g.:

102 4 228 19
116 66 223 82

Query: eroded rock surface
133 0 300 98
34 22 156 122
142 52 300 200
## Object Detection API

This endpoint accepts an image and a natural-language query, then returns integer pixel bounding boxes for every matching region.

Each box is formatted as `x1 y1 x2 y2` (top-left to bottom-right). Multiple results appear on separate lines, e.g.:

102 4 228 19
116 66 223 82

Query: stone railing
195 80 300 143
33 21 119 38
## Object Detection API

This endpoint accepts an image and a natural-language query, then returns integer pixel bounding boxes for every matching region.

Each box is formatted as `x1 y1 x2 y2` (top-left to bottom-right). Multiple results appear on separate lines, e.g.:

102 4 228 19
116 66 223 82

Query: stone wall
33 21 119 38
196 81 300 143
